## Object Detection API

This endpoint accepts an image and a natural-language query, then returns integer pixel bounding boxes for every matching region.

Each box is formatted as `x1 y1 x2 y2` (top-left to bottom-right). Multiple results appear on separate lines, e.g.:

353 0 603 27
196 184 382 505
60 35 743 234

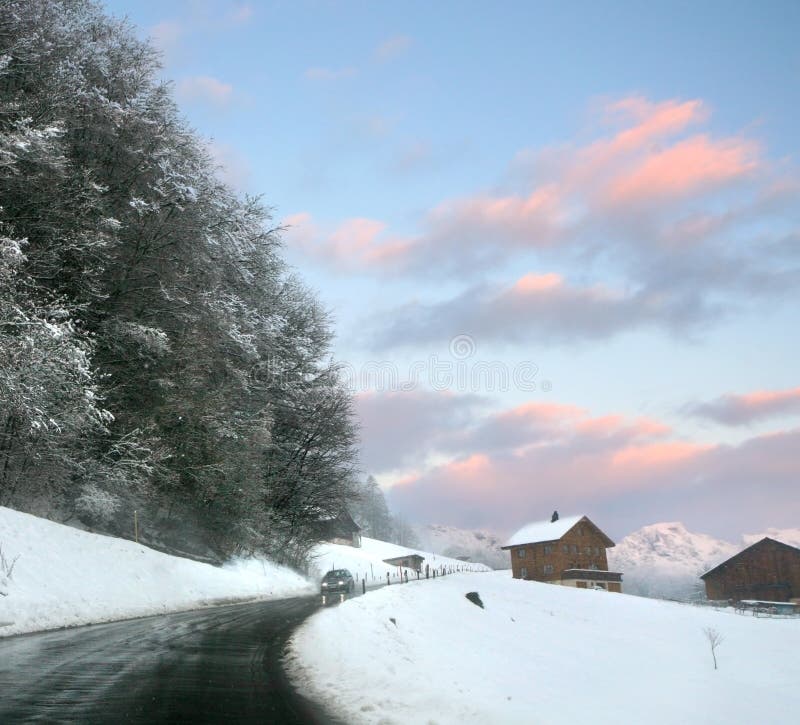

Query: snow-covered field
288 571 800 725
0 506 315 637
309 536 490 587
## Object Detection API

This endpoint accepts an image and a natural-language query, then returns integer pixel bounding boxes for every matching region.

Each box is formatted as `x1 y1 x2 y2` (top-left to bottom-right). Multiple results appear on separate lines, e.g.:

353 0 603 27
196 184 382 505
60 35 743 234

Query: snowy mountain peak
608 521 738 600
613 522 736 566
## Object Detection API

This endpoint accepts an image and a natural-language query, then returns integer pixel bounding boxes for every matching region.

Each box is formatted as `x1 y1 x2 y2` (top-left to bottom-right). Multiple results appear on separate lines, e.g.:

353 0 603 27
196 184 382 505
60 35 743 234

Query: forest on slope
0 0 364 566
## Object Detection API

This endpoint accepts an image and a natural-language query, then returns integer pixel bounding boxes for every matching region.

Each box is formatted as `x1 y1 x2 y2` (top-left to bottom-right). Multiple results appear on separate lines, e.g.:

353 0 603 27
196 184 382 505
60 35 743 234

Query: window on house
520 567 528 579
543 564 554 575
594 547 600 556
543 544 553 555
585 546 592 555
571 545 578 554
562 544 569 553
517 548 526 558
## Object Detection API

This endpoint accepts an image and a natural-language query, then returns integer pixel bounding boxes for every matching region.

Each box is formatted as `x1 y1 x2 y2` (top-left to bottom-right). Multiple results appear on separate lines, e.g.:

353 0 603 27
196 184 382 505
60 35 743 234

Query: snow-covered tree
0 0 360 562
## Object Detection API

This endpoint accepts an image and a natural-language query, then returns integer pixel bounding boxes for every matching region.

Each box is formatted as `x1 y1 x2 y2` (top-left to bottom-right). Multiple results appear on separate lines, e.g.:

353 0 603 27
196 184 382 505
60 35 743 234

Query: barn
701 537 800 603
314 511 362 548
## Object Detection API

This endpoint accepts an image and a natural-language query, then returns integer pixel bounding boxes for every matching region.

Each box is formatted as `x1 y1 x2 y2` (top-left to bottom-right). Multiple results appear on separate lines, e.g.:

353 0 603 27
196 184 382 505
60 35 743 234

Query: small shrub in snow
0 544 19 579
466 591 484 609
0 544 19 596
703 626 724 670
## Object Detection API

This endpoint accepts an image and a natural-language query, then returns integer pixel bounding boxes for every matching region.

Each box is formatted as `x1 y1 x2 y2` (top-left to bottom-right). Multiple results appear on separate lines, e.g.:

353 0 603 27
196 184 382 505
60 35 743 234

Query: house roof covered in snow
502 515 614 548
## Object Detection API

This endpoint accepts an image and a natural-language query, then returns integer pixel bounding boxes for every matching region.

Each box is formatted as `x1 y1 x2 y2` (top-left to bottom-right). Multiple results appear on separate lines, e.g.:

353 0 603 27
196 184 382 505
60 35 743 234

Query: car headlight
338 580 343 585
322 582 328 587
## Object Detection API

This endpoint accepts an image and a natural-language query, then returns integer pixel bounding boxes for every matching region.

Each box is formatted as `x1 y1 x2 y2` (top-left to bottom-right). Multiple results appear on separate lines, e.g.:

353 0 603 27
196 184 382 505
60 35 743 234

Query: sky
105 0 800 541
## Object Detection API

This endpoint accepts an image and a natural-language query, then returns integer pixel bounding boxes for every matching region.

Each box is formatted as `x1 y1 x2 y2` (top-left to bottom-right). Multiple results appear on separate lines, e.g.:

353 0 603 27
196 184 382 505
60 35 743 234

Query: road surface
0 595 343 723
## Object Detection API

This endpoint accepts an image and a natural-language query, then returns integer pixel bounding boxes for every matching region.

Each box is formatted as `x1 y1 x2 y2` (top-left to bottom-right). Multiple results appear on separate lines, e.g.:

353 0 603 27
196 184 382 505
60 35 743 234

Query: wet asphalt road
0 595 343 724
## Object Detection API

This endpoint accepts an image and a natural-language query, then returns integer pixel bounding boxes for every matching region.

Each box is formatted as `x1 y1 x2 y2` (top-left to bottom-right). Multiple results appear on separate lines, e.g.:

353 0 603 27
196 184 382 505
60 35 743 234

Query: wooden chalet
315 511 362 548
701 537 800 603
501 513 623 592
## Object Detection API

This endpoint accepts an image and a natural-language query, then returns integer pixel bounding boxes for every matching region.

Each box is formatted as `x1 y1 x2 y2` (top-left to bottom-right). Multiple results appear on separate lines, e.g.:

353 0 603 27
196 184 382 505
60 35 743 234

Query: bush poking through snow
703 626 724 670
0 543 19 596
466 591 484 609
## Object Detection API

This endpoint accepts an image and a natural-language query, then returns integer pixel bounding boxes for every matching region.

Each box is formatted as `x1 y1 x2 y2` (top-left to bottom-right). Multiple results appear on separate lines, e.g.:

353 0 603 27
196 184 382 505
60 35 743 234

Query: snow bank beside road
288 571 800 725
0 506 315 637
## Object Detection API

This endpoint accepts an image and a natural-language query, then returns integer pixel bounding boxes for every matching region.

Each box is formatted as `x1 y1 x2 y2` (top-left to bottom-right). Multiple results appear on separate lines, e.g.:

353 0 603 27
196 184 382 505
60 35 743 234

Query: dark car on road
320 569 355 595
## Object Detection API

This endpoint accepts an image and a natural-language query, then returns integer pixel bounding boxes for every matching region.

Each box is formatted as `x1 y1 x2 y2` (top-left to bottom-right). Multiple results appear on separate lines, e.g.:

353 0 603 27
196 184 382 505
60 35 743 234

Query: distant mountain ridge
608 522 737 600
412 524 508 569
609 522 800 600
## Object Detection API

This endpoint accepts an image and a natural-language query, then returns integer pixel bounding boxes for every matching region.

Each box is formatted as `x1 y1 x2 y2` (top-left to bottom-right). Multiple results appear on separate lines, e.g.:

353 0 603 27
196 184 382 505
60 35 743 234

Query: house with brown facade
701 537 800 603
502 513 623 592
314 511 362 547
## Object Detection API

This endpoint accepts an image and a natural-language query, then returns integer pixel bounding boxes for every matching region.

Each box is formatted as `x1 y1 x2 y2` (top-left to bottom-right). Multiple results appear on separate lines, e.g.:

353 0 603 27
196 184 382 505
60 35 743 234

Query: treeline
0 1 358 565
350 476 419 548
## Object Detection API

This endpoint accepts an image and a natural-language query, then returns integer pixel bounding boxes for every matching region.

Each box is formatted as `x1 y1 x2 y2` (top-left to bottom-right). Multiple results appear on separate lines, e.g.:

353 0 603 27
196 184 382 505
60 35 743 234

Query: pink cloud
363 391 799 537
283 213 413 270
575 415 671 440
605 135 759 205
610 440 712 472
512 273 563 294
602 97 708 155
388 415 799 535
427 185 562 245
563 98 709 189
354 390 485 473
495 400 585 423
288 94 797 349
296 95 769 277
690 386 800 425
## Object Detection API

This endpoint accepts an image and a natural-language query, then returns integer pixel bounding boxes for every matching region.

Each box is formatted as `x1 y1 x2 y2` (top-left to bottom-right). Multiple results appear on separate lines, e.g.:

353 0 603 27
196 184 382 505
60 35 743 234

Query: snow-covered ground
288 571 800 725
0 506 487 638
0 506 316 637
308 536 491 587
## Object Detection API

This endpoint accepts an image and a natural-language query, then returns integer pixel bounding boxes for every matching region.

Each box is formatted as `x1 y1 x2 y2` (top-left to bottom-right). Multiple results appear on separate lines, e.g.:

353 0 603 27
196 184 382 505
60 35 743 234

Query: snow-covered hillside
309 536 491 586
413 523 508 569
609 522 737 600
0 506 488 638
288 571 800 725
0 506 315 637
